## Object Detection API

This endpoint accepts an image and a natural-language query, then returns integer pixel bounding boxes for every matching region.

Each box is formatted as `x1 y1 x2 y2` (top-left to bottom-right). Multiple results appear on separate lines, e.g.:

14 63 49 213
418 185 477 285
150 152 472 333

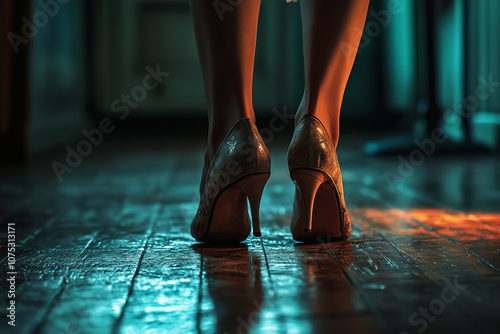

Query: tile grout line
259 237 274 287
324 242 390 333
112 204 160 334
382 236 490 332
30 230 100 334
31 277 69 334
259 236 292 334
195 245 204 334
356 184 500 275
352 206 490 333
463 247 500 273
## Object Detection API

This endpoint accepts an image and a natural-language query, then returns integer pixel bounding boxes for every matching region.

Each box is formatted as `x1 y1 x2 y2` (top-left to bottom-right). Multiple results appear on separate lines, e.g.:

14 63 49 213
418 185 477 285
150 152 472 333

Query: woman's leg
189 0 261 162
298 0 370 147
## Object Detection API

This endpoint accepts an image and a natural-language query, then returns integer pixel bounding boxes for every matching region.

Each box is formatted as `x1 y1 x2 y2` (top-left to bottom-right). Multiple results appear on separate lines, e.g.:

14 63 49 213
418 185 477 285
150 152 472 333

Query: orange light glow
350 208 500 241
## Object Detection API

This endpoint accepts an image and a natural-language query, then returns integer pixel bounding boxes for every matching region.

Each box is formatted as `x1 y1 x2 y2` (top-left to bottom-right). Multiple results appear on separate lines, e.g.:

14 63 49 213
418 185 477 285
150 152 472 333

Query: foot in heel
288 115 351 241
191 119 271 242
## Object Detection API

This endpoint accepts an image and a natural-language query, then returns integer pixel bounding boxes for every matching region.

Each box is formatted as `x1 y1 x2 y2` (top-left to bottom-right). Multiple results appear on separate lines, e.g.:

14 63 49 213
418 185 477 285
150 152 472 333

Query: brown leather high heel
191 118 271 242
287 114 351 241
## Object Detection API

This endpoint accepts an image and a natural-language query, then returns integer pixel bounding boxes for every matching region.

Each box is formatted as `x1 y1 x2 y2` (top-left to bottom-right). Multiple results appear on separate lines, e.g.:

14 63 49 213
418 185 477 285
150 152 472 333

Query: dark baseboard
86 112 399 138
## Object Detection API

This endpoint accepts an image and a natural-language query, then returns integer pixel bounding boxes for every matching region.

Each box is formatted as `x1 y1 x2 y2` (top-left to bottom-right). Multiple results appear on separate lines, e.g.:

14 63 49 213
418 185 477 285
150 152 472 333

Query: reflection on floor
0 133 499 334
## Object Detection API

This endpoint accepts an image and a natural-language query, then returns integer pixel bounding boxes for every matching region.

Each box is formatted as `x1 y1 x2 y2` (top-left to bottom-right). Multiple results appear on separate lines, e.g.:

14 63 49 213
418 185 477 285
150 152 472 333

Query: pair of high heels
191 115 351 242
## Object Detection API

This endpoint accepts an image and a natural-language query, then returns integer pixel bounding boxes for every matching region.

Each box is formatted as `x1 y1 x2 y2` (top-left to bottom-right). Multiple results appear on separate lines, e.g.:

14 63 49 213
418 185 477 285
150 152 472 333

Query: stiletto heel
290 170 326 233
237 173 270 237
287 114 351 242
191 118 271 242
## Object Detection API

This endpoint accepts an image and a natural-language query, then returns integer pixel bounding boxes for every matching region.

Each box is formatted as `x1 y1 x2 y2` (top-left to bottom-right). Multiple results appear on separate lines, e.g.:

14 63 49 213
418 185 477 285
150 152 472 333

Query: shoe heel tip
304 228 312 233
253 232 262 237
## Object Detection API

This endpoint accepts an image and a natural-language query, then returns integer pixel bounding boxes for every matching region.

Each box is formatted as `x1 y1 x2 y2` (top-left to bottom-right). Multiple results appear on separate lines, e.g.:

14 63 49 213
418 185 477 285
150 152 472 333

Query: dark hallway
1 0 500 333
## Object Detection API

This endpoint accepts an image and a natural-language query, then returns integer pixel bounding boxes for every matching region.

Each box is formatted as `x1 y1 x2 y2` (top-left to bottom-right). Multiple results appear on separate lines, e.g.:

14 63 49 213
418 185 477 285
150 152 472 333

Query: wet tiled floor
1 134 499 333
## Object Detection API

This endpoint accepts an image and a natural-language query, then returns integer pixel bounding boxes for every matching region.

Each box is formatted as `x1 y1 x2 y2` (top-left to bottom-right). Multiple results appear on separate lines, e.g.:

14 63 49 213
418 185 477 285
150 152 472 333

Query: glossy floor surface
1 133 499 334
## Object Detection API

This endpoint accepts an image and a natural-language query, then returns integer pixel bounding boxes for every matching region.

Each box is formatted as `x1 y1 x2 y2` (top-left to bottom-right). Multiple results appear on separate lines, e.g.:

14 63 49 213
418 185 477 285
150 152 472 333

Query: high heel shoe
191 118 271 242
287 114 351 241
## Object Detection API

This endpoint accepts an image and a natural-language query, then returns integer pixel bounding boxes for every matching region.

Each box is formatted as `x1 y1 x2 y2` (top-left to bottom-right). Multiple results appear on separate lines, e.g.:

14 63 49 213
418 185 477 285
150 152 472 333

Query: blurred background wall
2 0 500 161
30 0 89 155
86 0 381 120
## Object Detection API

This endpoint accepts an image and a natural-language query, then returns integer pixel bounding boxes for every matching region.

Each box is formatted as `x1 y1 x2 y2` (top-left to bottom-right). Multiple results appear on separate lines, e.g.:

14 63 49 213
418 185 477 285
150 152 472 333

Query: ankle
296 103 339 148
207 111 255 161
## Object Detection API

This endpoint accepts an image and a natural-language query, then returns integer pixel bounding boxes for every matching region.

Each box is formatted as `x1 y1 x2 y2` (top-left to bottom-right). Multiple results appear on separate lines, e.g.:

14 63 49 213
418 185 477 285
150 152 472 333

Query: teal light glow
439 0 465 142
383 0 417 111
